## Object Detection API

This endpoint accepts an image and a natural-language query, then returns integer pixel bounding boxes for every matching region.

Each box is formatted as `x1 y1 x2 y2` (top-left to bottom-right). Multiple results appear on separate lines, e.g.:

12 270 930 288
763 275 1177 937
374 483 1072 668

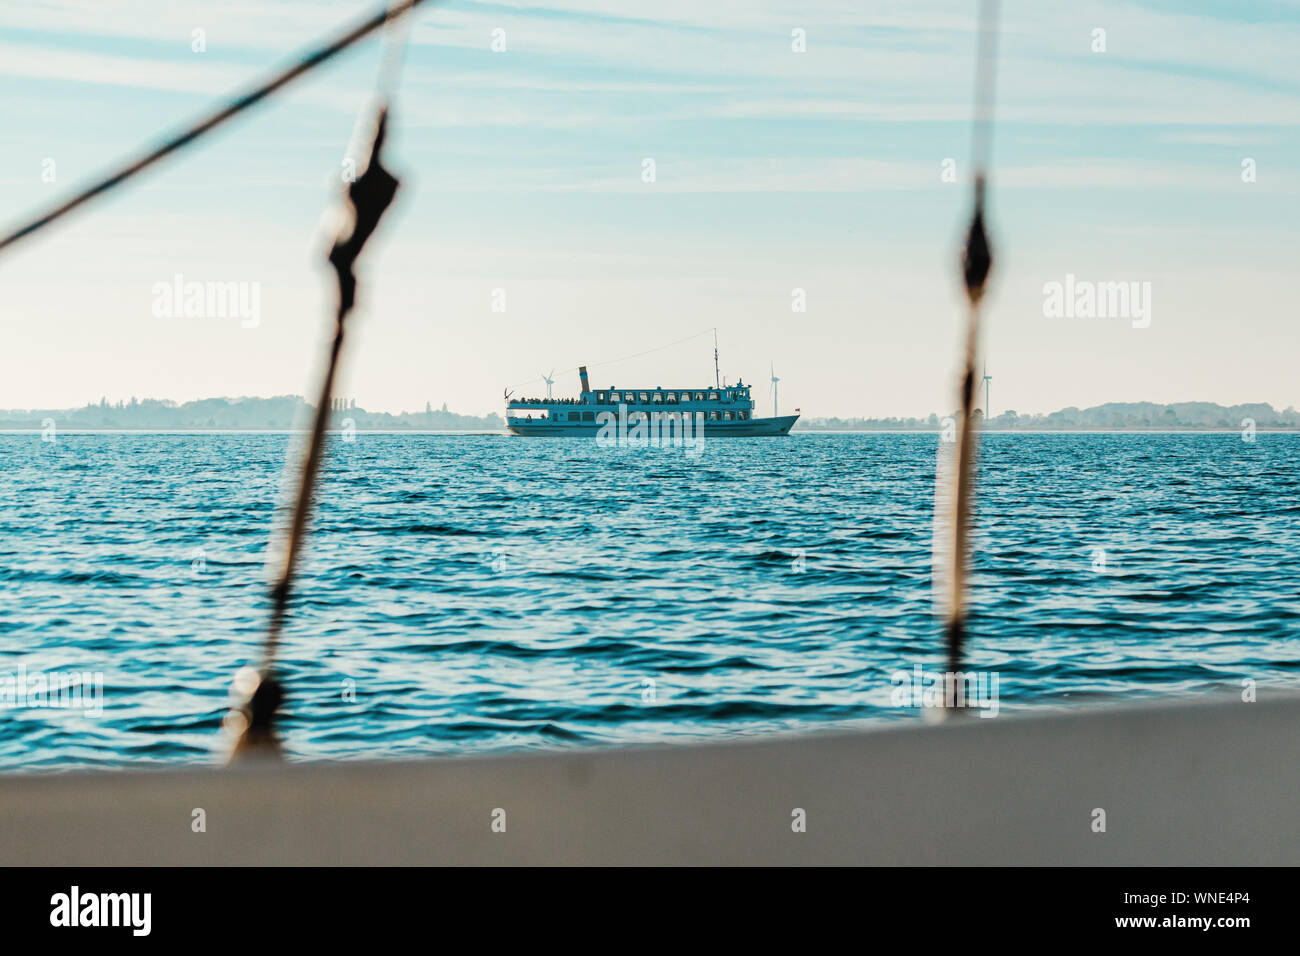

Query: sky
0 0 1297 419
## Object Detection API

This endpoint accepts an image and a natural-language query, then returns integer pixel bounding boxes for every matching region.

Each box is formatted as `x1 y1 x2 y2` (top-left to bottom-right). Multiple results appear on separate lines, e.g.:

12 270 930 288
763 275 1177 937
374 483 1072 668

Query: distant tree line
795 402 1300 431
0 396 502 430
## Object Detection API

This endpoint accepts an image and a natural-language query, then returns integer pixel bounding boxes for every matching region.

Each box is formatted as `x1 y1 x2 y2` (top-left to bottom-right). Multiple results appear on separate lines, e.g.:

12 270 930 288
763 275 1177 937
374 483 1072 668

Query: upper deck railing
511 387 754 407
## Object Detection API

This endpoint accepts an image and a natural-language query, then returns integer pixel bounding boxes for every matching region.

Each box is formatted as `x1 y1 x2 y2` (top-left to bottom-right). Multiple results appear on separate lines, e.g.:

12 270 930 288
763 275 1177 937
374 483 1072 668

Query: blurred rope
0 0 438 258
225 2 419 761
938 0 1000 694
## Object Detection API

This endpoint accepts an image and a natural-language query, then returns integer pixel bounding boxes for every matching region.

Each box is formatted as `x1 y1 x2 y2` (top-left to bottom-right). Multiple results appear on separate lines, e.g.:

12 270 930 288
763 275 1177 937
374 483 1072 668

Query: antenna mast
713 329 720 389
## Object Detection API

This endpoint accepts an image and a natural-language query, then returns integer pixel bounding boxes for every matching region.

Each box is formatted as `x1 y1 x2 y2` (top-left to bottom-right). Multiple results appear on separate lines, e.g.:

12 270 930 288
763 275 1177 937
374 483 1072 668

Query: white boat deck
1 691 1295 865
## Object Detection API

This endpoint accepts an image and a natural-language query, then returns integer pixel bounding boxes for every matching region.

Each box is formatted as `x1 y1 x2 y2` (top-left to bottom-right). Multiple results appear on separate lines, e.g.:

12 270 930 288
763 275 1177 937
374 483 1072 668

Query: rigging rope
0 0 438 258
936 0 1001 698
221 3 419 761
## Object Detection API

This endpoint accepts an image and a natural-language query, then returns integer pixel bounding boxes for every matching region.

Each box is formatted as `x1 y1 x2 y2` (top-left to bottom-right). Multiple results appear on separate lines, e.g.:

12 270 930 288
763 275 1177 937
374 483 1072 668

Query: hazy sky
1 0 1297 419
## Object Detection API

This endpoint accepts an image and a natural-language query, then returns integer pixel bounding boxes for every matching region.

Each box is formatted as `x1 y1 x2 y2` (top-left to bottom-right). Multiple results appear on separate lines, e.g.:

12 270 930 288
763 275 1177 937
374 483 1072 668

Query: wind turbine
542 369 554 400
982 361 992 420
770 362 780 418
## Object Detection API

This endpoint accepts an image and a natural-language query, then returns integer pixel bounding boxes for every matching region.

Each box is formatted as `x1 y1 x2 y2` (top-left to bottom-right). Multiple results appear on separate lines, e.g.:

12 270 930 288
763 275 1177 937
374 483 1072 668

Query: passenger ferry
506 366 799 436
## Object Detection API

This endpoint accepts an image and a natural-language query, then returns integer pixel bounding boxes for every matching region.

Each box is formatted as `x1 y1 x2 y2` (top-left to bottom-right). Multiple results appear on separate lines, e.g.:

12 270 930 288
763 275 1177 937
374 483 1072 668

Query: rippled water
1 431 1297 770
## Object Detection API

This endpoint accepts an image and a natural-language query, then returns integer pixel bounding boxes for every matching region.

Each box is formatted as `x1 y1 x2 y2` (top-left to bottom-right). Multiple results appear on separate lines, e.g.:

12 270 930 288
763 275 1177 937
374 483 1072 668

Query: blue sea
1 432 1297 771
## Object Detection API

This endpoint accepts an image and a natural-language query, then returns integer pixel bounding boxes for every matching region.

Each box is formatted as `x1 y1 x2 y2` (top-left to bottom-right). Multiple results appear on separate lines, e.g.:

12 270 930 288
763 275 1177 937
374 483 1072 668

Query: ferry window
665 393 677 403
708 391 719 401
652 392 663 402
681 392 691 402
694 392 705 401
597 392 607 403
723 411 733 421
708 410 720 421
610 392 621 402
582 411 595 422
638 391 648 403
739 411 748 420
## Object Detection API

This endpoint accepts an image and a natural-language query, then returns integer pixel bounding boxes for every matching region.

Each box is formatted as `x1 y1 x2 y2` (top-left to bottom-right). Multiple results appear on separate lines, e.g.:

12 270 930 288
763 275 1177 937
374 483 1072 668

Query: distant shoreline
4 398 1295 434
3 428 1297 435
0 428 509 435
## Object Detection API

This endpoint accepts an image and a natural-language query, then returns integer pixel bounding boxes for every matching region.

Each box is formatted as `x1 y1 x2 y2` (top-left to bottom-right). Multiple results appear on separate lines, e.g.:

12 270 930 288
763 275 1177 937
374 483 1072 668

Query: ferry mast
713 329 720 389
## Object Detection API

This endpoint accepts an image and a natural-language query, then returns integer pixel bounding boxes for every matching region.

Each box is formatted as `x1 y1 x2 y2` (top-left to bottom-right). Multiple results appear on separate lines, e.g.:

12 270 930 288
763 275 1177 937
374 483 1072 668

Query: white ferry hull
506 414 799 437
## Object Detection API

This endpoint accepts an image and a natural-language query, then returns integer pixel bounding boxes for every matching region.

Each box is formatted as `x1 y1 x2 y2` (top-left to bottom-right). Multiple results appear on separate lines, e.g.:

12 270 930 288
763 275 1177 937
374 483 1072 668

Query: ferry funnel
578 366 591 394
